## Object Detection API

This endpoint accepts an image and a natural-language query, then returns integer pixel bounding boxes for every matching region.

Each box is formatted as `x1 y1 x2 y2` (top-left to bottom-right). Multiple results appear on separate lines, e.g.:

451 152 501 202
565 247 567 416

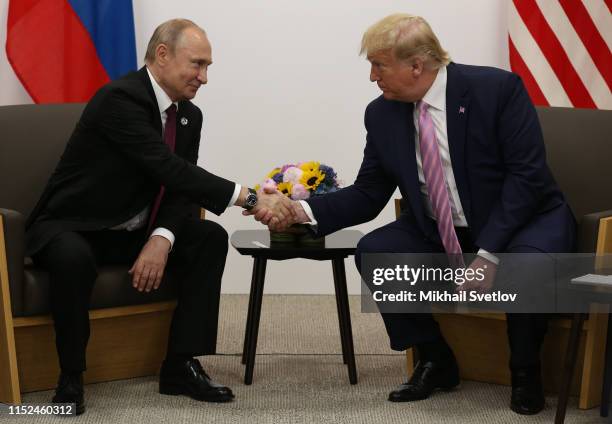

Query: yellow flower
299 161 320 173
277 181 293 197
254 184 261 191
300 169 325 190
266 168 281 179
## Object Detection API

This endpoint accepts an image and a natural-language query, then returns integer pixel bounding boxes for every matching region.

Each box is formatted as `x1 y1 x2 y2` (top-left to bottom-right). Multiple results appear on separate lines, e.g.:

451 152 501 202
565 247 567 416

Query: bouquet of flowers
255 161 341 200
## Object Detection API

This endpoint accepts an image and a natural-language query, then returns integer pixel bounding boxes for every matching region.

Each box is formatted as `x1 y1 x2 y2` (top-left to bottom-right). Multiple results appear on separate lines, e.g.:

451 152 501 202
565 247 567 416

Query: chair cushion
19 264 177 317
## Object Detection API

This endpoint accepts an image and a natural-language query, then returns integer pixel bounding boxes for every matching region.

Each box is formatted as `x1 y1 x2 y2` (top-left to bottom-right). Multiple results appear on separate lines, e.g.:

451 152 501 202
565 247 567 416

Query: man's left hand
129 235 170 292
456 255 497 294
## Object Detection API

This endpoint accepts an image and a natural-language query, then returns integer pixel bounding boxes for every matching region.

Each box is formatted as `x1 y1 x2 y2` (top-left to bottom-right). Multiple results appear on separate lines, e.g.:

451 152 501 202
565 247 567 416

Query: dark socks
417 338 455 363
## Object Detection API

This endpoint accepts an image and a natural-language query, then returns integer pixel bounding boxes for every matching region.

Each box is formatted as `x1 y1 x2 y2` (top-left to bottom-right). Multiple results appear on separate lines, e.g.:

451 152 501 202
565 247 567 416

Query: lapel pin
458 106 466 114
180 117 188 126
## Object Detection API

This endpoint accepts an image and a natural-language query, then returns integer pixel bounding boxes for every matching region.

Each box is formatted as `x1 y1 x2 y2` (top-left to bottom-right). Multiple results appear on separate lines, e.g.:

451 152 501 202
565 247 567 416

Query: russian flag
6 0 137 104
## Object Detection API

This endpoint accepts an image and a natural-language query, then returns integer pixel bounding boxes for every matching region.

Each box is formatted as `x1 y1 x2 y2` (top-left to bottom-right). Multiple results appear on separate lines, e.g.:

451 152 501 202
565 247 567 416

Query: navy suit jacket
306 63 575 254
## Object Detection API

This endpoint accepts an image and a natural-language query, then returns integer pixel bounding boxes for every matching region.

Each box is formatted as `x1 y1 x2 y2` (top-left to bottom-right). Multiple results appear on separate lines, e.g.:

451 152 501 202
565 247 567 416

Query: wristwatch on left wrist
243 188 258 210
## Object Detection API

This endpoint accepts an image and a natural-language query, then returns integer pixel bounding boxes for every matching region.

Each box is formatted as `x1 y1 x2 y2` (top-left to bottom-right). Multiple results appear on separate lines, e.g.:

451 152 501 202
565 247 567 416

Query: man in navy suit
254 14 575 415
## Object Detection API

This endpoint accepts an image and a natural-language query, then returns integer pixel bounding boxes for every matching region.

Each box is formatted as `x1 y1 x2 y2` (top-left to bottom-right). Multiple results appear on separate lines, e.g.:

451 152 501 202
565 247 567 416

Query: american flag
508 0 611 109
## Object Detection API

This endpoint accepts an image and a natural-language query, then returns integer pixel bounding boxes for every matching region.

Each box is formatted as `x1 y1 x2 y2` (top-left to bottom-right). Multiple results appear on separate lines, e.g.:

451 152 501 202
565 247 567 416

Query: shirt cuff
151 228 175 251
298 201 318 226
477 248 499 265
228 183 241 209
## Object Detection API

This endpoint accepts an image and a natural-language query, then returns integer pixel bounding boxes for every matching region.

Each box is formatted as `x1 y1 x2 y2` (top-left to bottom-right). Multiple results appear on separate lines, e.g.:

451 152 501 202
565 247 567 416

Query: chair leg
555 313 585 424
244 257 267 385
601 313 612 417
0 218 21 404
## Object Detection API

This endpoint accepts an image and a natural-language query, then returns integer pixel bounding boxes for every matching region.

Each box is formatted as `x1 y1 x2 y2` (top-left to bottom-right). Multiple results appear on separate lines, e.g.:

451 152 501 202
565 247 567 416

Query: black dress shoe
159 357 234 402
510 369 545 415
388 358 460 402
52 372 85 415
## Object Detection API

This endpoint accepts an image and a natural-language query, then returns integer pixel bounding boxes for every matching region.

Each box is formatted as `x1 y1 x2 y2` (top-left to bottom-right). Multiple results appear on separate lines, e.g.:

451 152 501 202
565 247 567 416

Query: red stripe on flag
513 0 597 109
605 0 611 14
509 37 549 106
6 0 110 103
559 0 612 91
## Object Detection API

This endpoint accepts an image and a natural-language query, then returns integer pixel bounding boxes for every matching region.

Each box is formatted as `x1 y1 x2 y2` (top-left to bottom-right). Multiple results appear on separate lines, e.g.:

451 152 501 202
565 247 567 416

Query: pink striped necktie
417 100 464 266
147 104 177 233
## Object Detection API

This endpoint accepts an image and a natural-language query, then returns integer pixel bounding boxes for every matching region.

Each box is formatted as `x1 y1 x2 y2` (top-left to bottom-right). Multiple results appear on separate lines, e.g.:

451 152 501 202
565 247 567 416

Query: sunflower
300 169 325 190
276 181 293 197
266 167 281 179
299 161 320 173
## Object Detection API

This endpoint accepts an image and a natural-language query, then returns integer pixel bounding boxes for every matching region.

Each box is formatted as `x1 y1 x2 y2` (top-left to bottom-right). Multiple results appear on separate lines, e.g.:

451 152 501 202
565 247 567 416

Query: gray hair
144 19 205 64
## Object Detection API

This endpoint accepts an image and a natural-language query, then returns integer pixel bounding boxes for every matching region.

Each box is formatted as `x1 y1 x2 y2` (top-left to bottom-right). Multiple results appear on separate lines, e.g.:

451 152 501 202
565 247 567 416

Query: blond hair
360 14 450 69
144 19 205 64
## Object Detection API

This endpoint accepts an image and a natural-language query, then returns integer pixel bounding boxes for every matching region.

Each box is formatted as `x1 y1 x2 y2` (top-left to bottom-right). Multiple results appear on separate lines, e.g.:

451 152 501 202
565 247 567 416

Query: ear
155 43 170 66
411 59 425 78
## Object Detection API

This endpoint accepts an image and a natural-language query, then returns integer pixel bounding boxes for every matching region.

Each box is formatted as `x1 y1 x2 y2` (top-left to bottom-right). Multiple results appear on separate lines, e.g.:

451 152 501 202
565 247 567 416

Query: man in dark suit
27 19 289 415
254 14 575 415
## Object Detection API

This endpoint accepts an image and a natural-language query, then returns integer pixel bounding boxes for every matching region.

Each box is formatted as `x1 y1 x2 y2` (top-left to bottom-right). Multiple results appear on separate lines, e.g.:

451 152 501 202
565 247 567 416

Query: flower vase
269 224 324 246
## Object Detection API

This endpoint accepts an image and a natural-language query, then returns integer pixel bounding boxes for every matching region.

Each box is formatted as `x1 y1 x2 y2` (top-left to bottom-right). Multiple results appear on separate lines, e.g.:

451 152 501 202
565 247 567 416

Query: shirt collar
420 65 447 112
146 67 178 115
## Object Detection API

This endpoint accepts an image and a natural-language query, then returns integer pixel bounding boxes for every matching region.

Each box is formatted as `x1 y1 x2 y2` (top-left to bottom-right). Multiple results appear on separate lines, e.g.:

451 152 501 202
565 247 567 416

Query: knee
354 232 382 273
35 232 97 284
191 220 228 251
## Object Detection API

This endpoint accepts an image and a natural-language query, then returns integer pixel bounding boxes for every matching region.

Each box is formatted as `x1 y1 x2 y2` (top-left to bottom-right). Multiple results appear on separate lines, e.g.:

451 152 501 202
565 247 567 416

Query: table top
230 229 363 260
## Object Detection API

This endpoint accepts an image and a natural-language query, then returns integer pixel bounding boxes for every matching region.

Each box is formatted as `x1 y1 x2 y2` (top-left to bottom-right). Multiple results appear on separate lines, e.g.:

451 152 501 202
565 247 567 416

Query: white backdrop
0 0 509 294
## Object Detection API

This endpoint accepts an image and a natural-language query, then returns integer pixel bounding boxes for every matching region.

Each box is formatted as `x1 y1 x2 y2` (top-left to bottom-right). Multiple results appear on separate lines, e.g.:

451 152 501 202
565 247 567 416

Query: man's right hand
242 186 309 231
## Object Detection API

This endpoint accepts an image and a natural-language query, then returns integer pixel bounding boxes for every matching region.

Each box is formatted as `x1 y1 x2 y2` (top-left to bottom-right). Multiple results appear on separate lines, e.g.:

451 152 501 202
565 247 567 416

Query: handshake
242 187 310 231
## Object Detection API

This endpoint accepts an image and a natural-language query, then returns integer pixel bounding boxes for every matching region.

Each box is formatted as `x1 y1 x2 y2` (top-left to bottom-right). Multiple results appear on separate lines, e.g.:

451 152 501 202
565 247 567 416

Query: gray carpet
5 295 608 423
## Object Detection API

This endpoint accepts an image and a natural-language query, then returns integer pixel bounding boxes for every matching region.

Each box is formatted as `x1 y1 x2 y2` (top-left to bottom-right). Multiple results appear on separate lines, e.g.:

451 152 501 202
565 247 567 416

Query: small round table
230 229 363 385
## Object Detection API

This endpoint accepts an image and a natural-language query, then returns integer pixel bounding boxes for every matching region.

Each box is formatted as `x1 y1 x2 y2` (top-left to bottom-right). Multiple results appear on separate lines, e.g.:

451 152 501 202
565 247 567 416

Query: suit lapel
136 67 163 136
445 63 472 224
175 101 191 155
394 101 428 232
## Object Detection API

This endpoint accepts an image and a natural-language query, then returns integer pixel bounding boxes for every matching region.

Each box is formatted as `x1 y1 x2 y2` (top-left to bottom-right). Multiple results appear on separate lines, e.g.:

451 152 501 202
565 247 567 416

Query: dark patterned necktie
147 104 177 233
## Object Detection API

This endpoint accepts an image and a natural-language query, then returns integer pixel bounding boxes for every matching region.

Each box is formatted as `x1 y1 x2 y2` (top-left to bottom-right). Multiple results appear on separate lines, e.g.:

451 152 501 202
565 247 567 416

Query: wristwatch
243 188 258 210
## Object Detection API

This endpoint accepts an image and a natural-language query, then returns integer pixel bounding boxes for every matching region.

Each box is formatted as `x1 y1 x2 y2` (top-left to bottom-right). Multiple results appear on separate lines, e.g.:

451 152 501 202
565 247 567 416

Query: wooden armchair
0 104 201 404
399 105 612 409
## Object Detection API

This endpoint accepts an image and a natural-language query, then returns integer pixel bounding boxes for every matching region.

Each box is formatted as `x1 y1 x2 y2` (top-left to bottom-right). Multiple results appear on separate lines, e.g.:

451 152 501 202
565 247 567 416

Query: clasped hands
242 186 308 231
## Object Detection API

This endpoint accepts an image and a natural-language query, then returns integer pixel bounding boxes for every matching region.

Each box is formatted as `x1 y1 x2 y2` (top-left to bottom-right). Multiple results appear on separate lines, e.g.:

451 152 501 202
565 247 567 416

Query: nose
370 65 379 82
197 67 208 85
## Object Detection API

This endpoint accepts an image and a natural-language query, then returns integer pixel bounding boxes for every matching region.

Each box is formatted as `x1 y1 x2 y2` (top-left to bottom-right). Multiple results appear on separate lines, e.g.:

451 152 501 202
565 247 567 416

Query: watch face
246 193 257 208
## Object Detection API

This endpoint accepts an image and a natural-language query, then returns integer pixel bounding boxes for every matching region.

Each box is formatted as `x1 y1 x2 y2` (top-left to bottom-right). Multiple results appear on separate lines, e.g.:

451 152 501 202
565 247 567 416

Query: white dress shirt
301 66 498 264
111 68 241 248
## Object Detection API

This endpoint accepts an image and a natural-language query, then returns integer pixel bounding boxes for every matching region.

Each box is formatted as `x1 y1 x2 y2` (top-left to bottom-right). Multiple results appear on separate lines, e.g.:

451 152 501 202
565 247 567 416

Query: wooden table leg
242 258 260 365
332 258 358 384
244 257 267 385
555 313 585 424
332 262 348 365
601 313 612 417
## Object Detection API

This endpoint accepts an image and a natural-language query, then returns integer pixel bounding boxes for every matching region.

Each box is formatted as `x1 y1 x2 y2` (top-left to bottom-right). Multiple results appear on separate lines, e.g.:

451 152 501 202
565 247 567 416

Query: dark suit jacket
26 67 235 255
306 63 575 254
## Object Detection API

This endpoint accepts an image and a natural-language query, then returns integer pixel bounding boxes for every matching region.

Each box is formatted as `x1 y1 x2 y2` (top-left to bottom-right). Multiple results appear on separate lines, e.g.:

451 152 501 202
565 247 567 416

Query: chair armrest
0 208 24 316
577 209 612 253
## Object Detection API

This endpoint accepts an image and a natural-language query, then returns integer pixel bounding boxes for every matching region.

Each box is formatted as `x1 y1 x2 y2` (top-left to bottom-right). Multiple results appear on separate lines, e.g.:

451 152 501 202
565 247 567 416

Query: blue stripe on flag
67 0 137 79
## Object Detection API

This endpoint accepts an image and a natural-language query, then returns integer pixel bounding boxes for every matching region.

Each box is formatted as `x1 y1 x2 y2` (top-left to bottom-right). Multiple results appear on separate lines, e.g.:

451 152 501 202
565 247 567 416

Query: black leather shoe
388 359 460 402
159 358 234 402
52 372 85 415
510 369 545 415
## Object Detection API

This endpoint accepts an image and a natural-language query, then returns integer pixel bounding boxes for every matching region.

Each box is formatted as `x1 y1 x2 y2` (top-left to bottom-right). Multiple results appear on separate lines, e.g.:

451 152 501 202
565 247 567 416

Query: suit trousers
355 215 548 371
32 218 228 373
